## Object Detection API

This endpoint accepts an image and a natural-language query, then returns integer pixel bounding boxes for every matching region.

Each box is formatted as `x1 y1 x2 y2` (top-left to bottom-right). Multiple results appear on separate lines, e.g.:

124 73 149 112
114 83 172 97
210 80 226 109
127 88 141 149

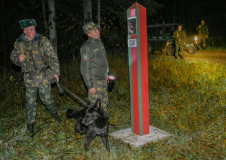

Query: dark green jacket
80 37 109 89
10 33 60 87
196 24 209 37
173 30 186 44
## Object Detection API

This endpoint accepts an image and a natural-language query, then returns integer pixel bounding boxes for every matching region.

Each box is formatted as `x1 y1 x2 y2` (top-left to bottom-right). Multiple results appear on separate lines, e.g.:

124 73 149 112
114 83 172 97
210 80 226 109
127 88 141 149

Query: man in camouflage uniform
10 19 61 138
196 20 209 50
173 24 186 59
80 21 109 111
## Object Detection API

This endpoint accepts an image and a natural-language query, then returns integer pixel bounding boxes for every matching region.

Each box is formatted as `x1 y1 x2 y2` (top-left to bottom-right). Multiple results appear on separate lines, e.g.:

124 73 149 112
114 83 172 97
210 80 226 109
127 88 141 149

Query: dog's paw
84 146 89 151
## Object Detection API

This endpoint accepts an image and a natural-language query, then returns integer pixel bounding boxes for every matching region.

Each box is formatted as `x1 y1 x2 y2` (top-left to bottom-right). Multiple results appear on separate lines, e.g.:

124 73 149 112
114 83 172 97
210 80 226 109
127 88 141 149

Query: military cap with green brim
82 21 99 34
19 19 37 29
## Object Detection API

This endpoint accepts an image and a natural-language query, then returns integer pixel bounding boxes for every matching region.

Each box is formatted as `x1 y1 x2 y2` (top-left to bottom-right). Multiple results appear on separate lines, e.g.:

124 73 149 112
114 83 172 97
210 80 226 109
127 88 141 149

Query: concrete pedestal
110 125 172 148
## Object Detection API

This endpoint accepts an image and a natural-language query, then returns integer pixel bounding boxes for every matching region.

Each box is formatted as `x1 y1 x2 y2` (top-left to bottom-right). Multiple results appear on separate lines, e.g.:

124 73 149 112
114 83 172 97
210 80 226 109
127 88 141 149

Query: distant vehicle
147 23 198 56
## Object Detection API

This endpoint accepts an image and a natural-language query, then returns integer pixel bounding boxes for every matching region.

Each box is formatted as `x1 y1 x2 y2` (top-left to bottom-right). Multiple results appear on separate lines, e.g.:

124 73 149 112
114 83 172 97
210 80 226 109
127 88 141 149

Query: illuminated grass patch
0 55 225 159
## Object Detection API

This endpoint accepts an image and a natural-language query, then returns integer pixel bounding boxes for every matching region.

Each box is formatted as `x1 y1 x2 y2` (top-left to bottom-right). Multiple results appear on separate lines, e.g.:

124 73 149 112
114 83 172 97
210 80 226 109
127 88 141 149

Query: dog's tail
66 109 79 119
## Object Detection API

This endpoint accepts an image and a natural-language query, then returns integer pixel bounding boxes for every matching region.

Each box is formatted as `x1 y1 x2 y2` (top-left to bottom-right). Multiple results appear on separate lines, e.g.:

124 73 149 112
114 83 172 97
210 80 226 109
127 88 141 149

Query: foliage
1 51 226 159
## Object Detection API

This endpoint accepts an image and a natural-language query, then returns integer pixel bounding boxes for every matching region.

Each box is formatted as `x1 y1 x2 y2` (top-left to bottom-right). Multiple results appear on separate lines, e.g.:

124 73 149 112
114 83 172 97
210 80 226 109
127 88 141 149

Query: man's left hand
106 75 109 80
206 35 208 38
54 75 59 82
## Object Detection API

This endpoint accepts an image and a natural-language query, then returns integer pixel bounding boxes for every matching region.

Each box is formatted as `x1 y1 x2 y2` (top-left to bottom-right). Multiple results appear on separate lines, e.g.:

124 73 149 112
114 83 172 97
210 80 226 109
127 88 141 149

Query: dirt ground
152 50 226 64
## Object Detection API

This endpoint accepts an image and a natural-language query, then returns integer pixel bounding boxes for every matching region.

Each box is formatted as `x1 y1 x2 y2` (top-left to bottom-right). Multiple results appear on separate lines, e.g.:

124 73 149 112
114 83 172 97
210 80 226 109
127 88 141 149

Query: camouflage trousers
25 83 57 125
88 80 108 111
198 36 206 48
175 43 184 58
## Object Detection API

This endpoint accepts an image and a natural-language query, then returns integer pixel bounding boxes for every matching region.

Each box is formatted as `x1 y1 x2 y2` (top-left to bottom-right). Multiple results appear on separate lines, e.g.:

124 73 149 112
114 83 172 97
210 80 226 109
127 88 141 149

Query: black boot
27 124 35 138
53 111 61 123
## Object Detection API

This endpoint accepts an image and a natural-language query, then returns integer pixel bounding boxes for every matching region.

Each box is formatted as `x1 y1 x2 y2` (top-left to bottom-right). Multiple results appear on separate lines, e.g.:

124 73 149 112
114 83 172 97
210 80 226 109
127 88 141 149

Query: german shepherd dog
66 99 110 151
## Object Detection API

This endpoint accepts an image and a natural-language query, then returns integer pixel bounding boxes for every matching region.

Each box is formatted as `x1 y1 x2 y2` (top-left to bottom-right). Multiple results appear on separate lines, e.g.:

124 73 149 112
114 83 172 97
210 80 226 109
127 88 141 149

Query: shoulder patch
14 42 16 44
83 54 88 61
43 36 46 39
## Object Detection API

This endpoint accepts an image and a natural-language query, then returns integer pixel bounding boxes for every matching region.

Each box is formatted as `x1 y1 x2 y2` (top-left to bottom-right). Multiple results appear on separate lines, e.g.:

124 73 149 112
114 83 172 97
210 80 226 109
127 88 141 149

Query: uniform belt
25 66 50 75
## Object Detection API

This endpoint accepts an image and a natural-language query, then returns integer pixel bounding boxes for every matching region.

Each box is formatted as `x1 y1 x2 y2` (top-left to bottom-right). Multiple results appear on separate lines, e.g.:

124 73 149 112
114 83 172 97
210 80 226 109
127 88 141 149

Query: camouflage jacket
173 30 186 44
10 33 60 87
80 37 109 89
196 24 209 37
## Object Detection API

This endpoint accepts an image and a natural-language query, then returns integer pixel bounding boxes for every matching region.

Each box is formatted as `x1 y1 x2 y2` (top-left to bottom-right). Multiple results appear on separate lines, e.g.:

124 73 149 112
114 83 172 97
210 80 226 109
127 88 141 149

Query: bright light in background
194 36 198 41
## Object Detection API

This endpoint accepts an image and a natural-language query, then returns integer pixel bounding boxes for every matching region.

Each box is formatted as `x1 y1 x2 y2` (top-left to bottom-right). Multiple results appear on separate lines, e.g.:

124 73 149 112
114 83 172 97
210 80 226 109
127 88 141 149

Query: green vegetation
1 53 226 159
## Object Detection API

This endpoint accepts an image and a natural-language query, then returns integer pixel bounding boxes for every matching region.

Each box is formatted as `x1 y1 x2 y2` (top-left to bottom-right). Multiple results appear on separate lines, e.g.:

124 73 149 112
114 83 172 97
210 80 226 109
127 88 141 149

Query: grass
0 51 226 159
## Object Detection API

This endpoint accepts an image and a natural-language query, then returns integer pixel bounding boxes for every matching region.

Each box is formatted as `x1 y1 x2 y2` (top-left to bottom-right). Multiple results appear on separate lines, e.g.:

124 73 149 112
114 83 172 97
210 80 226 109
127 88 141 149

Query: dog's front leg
84 128 96 151
74 124 80 142
102 136 110 152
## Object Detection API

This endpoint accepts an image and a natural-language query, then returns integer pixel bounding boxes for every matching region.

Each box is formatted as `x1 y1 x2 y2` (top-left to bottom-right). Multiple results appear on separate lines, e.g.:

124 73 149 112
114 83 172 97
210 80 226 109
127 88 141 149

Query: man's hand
183 42 186 45
106 75 109 80
53 75 59 82
199 25 201 28
89 87 96 94
19 55 26 62
206 35 208 38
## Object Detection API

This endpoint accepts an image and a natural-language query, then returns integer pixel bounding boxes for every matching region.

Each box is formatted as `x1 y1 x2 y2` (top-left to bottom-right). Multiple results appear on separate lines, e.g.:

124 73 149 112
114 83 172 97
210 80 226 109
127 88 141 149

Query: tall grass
148 57 226 159
0 53 226 159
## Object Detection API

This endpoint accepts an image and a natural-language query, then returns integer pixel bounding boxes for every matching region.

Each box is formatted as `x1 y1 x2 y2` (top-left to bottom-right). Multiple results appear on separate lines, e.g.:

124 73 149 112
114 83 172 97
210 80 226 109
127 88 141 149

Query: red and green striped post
127 2 149 135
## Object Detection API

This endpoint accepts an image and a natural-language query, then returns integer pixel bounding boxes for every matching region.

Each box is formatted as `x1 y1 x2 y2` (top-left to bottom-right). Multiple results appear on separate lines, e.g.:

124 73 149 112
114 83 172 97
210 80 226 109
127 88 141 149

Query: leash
53 78 116 129
55 81 87 106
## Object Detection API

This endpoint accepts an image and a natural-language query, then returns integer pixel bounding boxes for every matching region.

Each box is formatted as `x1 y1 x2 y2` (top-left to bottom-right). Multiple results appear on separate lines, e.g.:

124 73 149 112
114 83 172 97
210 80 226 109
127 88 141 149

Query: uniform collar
25 35 35 41
17 33 42 42
88 37 101 43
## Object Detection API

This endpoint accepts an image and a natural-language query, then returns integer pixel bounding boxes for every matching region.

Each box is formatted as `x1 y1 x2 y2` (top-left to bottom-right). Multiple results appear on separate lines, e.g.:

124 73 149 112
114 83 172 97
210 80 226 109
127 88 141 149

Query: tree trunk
0 18 7 75
84 0 92 24
48 0 57 55
41 0 47 30
97 0 100 26
173 0 175 23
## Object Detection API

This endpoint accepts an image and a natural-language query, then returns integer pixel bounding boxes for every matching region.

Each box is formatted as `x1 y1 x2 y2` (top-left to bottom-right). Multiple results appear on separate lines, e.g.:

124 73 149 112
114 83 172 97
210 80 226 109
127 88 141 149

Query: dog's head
82 99 101 126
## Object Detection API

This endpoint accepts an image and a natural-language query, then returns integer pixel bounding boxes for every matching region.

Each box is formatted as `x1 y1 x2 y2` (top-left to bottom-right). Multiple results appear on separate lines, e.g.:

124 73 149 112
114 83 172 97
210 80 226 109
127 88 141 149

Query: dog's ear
94 99 101 110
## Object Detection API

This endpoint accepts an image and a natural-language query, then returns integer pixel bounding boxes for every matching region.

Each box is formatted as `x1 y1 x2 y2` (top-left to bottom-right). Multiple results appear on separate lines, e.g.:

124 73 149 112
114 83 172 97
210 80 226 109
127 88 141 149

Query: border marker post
127 2 149 135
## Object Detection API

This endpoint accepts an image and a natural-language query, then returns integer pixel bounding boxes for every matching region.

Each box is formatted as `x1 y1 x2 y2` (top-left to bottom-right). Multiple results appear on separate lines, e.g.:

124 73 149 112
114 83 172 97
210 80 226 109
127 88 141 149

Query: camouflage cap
19 19 37 29
82 21 99 34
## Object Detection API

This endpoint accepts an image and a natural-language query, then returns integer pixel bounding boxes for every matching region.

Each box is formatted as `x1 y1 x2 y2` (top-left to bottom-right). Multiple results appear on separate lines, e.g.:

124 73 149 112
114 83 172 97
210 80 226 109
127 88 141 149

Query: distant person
10 19 61 138
80 21 109 111
173 24 186 59
196 20 209 50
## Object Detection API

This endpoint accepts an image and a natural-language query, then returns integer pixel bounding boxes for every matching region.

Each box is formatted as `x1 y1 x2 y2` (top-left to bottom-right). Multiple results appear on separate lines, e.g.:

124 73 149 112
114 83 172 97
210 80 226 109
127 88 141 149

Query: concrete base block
110 125 172 148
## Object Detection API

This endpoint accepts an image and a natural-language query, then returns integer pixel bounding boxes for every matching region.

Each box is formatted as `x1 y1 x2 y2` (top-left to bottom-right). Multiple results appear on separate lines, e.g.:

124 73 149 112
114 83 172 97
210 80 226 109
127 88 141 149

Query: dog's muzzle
82 120 94 126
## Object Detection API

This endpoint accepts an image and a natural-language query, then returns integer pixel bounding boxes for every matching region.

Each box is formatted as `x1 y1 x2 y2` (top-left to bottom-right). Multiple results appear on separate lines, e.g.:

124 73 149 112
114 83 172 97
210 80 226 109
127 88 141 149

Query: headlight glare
194 36 198 41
